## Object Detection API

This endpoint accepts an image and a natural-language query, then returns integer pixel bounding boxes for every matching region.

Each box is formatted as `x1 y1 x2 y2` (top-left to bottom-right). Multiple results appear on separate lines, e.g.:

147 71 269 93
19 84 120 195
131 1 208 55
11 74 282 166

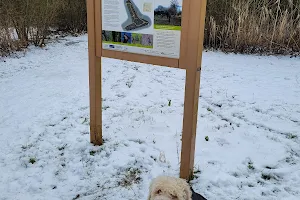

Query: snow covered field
0 35 300 200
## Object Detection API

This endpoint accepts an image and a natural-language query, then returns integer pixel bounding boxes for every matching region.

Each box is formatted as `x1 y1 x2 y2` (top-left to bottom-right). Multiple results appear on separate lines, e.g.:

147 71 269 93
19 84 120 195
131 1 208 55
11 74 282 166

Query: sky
154 0 183 8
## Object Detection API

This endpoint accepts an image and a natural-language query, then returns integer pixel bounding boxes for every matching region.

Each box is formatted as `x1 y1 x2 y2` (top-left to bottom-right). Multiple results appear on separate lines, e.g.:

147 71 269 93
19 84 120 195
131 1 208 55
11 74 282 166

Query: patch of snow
0 35 299 200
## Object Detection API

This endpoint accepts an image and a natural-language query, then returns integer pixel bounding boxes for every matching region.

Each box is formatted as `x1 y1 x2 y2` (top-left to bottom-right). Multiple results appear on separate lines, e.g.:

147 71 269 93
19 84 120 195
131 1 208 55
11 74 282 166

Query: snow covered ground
0 35 300 200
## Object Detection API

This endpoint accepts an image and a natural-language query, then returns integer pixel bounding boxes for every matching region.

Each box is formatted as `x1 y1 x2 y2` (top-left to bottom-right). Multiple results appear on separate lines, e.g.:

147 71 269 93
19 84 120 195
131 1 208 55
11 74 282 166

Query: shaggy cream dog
148 176 192 200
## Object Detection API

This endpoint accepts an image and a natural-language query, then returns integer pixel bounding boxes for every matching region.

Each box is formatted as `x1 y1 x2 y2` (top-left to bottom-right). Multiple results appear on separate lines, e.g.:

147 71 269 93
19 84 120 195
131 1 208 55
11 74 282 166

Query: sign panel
102 0 182 58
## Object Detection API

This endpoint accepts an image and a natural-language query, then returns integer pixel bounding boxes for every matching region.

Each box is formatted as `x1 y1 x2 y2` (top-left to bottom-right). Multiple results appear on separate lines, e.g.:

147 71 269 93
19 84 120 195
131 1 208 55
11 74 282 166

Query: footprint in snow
216 138 230 146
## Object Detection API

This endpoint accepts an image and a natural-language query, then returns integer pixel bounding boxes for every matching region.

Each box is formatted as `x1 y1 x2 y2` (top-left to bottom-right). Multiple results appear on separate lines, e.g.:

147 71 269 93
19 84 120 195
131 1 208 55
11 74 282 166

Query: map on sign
102 0 183 59
122 0 151 31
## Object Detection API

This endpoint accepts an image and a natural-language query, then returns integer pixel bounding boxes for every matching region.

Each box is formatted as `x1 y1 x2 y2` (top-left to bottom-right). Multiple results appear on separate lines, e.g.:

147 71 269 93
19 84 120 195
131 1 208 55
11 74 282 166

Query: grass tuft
89 150 96 156
118 167 142 187
29 158 36 164
205 136 209 141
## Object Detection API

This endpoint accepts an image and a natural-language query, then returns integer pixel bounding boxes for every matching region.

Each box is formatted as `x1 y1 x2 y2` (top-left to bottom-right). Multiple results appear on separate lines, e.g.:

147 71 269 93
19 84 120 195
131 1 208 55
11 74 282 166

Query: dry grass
205 0 300 55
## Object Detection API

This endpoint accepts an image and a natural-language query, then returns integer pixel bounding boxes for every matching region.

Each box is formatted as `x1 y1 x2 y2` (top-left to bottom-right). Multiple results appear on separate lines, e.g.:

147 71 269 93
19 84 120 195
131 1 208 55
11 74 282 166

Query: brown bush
0 0 86 55
55 0 87 33
0 0 64 48
28 0 64 46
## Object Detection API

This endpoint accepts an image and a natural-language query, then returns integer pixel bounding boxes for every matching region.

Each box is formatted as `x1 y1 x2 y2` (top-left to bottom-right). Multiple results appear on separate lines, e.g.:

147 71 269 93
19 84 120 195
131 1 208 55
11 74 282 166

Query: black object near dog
190 187 207 200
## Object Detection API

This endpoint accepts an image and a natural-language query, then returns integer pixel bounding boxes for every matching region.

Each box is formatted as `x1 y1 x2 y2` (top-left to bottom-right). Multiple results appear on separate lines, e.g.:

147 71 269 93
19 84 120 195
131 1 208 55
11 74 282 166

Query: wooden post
87 0 103 145
179 0 207 180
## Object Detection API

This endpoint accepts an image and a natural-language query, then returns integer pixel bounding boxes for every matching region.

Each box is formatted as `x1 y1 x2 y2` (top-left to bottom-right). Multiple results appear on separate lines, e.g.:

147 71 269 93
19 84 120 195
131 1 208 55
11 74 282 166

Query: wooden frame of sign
87 0 207 180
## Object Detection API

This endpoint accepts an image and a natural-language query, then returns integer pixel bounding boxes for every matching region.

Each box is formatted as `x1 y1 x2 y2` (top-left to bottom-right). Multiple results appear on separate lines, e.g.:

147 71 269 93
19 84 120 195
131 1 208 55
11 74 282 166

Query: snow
0 35 300 200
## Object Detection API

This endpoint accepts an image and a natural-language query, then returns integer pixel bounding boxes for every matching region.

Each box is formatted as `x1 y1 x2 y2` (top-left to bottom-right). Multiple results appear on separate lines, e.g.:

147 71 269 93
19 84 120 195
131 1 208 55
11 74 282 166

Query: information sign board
87 0 207 180
102 0 182 58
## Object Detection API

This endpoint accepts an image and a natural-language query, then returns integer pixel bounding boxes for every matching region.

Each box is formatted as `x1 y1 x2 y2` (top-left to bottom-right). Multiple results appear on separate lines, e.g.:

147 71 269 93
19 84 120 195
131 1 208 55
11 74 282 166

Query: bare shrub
0 0 24 56
28 0 64 46
55 0 87 33
0 29 13 56
0 0 65 48
1 0 30 47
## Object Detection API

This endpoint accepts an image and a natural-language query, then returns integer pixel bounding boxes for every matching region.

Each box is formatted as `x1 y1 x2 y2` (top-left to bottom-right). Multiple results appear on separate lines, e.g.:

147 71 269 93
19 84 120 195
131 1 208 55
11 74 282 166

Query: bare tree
170 0 179 8
168 0 179 23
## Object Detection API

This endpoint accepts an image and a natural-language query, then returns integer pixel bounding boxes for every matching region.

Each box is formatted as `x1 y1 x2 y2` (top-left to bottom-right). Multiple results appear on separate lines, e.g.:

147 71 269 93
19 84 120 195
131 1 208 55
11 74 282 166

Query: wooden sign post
87 0 207 180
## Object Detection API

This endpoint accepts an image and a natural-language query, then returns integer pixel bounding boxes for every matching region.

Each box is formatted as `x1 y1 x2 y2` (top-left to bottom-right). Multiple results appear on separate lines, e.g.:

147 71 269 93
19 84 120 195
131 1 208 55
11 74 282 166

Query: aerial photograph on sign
121 0 152 31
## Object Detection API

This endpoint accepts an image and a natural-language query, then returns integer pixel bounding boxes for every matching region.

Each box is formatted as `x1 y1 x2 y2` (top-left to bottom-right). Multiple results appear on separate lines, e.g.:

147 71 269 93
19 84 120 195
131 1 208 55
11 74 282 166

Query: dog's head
148 176 192 200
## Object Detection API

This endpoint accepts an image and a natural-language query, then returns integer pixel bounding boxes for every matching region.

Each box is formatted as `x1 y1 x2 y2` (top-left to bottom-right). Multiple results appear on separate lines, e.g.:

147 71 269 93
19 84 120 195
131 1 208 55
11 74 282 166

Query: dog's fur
148 176 192 200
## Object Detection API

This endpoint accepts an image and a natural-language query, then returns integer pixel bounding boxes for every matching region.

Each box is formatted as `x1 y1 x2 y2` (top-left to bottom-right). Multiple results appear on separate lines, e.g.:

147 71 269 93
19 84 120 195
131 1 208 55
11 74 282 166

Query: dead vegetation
0 0 299 56
205 0 300 55
0 0 86 56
